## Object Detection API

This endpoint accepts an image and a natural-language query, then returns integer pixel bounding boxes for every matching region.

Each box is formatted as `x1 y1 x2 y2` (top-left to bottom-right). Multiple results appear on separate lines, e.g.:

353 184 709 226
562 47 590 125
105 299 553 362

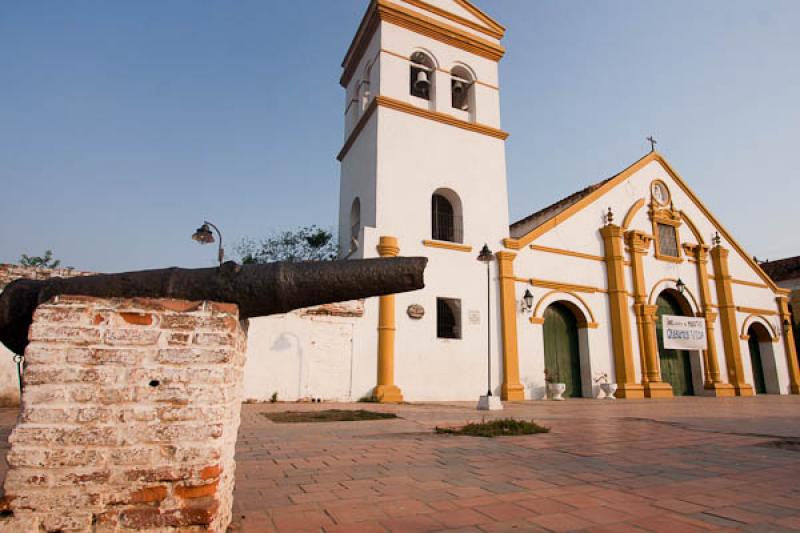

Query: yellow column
374 236 404 403
777 296 800 394
601 224 644 399
685 244 735 396
496 251 525 401
625 230 673 398
710 245 753 396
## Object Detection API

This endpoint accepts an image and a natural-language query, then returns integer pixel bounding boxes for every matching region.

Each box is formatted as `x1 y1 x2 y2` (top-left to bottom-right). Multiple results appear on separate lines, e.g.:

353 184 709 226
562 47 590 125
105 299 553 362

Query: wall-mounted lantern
521 288 534 313
675 278 686 295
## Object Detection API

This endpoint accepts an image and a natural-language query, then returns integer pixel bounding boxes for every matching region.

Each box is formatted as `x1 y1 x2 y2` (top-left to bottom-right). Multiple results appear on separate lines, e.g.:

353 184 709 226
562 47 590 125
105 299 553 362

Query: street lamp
477 244 502 411
192 221 225 266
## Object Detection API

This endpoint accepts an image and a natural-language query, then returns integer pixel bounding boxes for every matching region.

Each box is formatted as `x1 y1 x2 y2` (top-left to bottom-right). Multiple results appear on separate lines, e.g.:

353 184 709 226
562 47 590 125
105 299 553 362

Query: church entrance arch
655 290 695 396
543 302 588 398
746 322 780 394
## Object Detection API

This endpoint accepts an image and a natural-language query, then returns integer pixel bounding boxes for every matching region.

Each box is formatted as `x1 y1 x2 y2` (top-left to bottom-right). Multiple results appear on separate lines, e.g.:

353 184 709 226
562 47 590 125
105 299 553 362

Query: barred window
431 190 463 243
657 223 679 257
437 298 461 339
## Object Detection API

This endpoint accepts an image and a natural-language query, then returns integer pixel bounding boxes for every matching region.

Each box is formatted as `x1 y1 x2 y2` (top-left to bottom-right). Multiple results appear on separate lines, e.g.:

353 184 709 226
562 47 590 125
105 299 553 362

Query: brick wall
0 264 95 406
0 296 247 532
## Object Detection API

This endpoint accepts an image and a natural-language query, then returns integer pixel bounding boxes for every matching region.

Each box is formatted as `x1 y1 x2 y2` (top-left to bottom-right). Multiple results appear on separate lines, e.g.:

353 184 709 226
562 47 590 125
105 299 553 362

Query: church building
248 0 800 402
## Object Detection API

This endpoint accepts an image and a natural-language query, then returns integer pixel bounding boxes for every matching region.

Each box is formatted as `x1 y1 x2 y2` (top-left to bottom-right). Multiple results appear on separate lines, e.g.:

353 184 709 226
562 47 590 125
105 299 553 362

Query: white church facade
2 0 798 404
243 0 800 402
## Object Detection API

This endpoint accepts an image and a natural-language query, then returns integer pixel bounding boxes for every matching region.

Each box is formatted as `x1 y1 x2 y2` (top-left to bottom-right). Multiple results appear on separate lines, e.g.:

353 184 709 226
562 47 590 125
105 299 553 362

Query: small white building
243 0 800 403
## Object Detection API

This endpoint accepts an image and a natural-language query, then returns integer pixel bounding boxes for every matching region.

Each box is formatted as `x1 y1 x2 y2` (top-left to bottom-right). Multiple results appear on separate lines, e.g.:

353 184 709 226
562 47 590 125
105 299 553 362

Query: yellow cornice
341 0 505 88
337 97 379 162
380 48 500 90
736 306 778 317
529 244 605 263
338 95 508 161
401 0 504 39
730 278 769 290
515 277 606 295
422 240 473 253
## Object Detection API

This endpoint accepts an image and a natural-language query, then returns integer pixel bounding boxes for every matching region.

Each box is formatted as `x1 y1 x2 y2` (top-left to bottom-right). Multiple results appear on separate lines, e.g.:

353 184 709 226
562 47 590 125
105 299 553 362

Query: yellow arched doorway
543 302 588 398
655 289 695 396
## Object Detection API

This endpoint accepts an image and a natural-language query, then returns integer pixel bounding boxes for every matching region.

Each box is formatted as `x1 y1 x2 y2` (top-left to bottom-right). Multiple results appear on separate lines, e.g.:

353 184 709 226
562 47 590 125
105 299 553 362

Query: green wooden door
747 328 767 394
543 303 582 398
655 293 694 396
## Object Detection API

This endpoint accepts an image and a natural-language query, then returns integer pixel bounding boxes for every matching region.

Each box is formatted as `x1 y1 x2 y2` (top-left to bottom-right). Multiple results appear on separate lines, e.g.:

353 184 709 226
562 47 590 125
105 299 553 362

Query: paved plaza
2 397 800 532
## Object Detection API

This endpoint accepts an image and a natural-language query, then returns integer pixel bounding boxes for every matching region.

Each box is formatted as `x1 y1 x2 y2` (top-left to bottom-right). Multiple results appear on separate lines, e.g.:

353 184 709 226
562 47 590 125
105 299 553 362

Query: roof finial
605 207 614 225
647 136 657 153
712 232 721 247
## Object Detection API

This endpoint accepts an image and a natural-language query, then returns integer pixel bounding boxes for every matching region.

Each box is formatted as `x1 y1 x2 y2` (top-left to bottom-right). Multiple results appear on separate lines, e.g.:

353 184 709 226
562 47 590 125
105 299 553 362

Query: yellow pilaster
777 296 800 394
685 244 735 396
601 224 644 399
710 246 754 396
374 236 404 403
625 230 672 398
496 251 525 401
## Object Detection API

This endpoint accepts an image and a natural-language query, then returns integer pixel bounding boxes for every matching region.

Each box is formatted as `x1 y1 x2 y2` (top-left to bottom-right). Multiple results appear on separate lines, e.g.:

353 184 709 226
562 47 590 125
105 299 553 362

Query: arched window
450 65 475 112
410 52 435 101
349 197 361 252
431 189 463 243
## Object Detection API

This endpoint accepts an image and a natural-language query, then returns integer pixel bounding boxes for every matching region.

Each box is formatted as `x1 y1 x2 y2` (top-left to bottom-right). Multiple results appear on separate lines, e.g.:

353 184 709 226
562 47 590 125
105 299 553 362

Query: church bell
414 70 430 90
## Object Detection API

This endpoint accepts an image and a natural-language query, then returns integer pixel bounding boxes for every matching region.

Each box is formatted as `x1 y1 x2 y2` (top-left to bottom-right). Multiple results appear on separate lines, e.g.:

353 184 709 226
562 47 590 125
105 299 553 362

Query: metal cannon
0 258 427 355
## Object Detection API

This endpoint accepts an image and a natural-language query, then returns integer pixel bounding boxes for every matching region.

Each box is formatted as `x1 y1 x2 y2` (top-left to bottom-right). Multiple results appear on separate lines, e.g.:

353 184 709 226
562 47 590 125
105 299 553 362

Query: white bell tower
337 0 513 401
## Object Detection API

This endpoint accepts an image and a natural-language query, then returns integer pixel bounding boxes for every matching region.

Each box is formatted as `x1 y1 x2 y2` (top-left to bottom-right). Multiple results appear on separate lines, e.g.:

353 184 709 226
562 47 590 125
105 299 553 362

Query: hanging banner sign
662 315 707 351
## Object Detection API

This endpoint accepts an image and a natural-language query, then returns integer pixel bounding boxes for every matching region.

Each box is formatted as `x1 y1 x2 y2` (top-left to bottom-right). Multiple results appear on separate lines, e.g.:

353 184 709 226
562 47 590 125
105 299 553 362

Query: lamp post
477 244 502 411
192 221 225 266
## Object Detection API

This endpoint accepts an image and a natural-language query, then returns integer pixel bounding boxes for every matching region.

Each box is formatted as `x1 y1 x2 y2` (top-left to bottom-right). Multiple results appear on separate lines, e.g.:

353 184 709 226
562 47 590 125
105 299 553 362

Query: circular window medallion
407 304 425 320
651 180 670 207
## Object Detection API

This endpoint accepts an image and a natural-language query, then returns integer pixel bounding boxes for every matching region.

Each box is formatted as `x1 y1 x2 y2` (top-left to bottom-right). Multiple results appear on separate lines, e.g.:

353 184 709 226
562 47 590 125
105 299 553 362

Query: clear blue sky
1 0 798 272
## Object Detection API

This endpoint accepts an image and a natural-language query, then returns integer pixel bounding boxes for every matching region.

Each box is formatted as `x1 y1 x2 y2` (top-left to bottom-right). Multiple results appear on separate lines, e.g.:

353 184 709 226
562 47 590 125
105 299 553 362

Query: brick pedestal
0 296 247 532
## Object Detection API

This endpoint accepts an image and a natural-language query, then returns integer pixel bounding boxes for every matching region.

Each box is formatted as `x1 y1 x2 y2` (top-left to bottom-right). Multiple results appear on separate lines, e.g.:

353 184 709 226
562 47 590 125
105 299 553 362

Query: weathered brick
1 296 244 532
103 328 161 346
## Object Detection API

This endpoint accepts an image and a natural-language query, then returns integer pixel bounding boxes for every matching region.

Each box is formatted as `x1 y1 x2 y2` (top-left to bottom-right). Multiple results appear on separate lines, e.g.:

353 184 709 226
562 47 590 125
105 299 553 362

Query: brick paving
2 396 800 531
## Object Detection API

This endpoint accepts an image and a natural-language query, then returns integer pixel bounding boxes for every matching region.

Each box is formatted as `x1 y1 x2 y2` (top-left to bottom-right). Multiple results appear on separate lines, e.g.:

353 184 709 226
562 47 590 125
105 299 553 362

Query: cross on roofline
647 136 657 152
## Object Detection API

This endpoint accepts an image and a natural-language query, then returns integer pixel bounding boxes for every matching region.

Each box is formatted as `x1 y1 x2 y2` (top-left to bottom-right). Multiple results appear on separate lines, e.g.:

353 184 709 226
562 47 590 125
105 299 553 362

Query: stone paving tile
3 397 800 531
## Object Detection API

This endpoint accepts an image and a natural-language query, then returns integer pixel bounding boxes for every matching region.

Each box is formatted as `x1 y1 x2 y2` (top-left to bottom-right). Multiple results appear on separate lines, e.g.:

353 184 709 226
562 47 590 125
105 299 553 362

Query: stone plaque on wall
407 304 425 319
468 310 481 325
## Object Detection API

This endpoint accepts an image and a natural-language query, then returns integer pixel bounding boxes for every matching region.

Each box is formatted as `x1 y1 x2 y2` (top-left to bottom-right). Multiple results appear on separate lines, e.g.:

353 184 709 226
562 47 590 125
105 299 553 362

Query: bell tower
337 0 514 401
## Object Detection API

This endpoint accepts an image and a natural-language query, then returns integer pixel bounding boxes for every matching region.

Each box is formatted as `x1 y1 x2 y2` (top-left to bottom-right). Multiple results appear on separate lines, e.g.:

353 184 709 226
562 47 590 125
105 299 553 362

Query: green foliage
270 392 278 403
236 225 338 264
435 418 550 438
19 250 61 269
261 409 398 423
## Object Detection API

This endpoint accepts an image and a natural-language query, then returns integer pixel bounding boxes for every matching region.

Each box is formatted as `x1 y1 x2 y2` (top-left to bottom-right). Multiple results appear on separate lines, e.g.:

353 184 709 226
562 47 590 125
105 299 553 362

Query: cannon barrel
0 257 427 355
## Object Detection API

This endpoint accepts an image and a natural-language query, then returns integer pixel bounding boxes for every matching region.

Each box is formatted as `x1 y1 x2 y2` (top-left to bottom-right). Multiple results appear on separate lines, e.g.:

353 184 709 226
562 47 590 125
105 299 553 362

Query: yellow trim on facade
683 243 731 394
529 244 605 262
341 0 505 87
518 278 605 294
736 306 778 317
680 211 706 245
401 0 505 39
530 289 599 328
422 240 473 252
377 95 509 138
374 236 404 403
496 251 524 401
505 152 783 294
338 97 379 161
731 279 770 289
622 198 646 230
647 278 702 314
711 246 754 397
337 95 507 161
777 296 800 394
600 224 644 399
740 314 779 341
650 201 685 263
